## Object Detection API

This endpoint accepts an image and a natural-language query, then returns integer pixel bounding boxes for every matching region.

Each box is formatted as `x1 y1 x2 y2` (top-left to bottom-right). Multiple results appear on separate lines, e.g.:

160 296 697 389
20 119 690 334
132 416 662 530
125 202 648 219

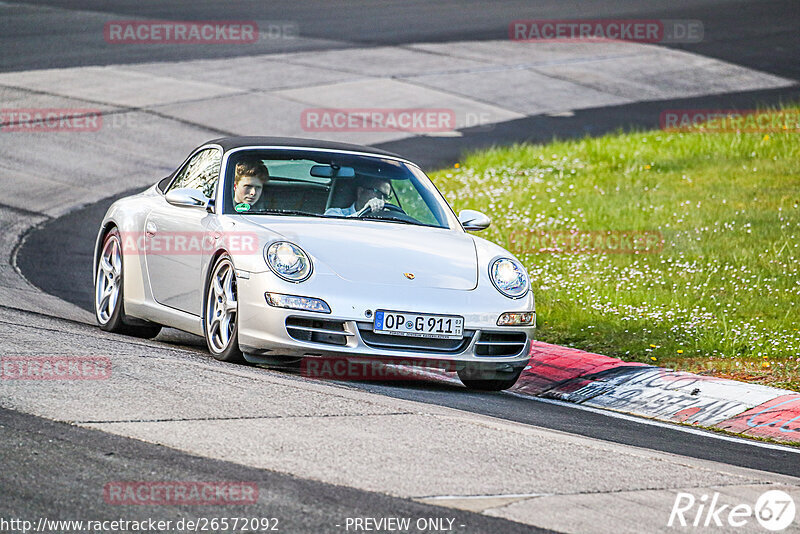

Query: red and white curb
511 341 800 444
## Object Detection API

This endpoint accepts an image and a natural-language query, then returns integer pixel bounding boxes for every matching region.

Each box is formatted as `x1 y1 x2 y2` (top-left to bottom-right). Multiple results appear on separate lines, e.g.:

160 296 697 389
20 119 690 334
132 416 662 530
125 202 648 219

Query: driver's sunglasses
365 187 390 200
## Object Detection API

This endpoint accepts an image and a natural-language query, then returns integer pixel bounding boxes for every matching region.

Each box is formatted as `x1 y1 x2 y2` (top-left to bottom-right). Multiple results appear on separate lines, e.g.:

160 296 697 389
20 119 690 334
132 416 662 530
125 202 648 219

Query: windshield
222 148 457 229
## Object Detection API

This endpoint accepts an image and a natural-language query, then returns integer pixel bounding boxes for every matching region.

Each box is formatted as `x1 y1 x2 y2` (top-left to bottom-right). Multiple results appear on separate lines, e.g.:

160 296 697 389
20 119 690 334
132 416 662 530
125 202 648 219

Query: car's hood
239 217 478 290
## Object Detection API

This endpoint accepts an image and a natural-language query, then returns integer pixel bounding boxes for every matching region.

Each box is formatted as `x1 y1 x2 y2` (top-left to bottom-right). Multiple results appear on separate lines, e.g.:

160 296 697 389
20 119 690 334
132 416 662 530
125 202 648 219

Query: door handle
145 221 157 237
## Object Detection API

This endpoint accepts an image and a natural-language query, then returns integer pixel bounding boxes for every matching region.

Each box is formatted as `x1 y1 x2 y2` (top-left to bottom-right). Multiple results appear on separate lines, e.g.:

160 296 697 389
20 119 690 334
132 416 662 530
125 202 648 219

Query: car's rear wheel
95 228 161 338
204 254 245 363
457 364 523 391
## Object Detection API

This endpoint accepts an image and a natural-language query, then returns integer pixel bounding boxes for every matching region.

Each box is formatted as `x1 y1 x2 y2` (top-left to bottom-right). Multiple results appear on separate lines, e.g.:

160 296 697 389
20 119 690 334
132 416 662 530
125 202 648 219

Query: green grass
430 105 800 391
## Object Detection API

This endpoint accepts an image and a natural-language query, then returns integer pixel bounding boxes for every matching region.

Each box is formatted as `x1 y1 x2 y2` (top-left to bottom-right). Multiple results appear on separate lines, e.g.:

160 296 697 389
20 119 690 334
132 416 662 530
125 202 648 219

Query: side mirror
458 209 491 231
165 188 211 209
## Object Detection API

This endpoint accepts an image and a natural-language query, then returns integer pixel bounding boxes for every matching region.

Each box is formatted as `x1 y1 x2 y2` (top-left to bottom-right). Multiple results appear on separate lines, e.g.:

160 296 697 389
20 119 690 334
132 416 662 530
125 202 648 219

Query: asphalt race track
0 408 543 534
4 0 799 80
16 185 800 479
3 1 800 533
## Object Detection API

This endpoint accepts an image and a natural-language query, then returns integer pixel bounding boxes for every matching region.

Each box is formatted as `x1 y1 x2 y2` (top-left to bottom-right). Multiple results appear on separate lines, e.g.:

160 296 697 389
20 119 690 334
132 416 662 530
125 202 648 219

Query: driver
232 156 270 211
325 177 391 217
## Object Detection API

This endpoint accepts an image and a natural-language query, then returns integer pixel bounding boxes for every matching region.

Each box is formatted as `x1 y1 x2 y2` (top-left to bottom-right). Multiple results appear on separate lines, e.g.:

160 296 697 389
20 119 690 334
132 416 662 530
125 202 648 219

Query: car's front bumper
236 270 534 369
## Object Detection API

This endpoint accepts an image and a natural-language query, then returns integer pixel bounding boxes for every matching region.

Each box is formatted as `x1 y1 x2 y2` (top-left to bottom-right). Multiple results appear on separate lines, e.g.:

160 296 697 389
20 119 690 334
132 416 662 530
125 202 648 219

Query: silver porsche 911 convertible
94 137 535 390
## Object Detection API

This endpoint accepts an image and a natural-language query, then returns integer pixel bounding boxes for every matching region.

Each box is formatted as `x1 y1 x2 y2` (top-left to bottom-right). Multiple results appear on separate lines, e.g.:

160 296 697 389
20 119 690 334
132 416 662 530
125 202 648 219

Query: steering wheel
354 202 405 218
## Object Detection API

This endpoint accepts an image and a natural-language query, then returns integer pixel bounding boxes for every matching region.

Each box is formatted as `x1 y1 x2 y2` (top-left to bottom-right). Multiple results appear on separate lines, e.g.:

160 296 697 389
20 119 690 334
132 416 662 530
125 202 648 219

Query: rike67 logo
669 489 796 531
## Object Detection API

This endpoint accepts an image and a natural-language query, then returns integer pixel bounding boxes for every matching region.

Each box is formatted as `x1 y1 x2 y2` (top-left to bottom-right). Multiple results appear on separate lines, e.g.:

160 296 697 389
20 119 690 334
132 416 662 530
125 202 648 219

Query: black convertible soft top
206 136 407 161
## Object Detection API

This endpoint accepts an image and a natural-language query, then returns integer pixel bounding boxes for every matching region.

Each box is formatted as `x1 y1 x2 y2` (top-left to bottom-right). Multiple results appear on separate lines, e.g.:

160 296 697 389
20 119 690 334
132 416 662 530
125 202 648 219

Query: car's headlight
489 258 529 298
266 293 330 313
265 241 312 282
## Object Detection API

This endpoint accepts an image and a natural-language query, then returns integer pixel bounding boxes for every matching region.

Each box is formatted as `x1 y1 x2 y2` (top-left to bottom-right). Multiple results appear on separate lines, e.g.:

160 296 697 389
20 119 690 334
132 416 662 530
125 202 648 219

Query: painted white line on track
509 392 800 455
420 492 551 500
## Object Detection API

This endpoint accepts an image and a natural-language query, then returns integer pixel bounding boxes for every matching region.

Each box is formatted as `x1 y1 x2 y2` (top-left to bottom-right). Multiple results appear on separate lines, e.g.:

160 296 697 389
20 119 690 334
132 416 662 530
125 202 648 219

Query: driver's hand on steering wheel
364 197 385 213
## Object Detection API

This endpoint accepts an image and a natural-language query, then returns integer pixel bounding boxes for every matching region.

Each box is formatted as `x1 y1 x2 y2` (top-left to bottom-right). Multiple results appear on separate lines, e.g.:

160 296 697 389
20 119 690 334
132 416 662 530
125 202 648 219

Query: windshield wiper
256 209 324 217
252 210 439 228
359 215 430 227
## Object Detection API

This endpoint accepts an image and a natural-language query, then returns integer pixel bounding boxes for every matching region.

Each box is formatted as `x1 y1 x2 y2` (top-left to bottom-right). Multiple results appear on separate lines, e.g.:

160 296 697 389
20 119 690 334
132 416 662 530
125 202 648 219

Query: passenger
325 177 392 217
233 156 269 211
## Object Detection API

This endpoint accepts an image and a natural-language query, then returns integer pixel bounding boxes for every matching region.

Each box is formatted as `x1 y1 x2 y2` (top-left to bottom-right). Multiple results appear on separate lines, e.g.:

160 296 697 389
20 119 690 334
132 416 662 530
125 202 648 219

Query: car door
145 147 222 315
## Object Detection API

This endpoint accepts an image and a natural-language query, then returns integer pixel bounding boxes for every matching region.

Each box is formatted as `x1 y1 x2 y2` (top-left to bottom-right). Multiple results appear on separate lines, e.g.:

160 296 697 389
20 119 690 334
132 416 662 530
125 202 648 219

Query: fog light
497 312 535 326
266 293 331 314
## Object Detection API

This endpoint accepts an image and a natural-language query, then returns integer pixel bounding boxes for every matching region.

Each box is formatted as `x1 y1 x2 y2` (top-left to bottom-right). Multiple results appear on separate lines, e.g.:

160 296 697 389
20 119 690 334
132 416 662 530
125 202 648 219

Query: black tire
203 254 245 363
457 365 523 391
95 228 162 339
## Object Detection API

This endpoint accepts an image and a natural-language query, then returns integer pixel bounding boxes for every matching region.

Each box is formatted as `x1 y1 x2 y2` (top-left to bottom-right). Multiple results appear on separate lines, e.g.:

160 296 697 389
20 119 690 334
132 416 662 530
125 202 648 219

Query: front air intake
474 331 527 356
357 323 474 353
285 317 351 346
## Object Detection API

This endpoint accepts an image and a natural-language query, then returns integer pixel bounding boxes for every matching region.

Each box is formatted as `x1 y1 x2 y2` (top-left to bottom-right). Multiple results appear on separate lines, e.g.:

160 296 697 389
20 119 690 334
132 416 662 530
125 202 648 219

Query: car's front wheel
95 228 161 338
204 254 245 363
457 364 523 391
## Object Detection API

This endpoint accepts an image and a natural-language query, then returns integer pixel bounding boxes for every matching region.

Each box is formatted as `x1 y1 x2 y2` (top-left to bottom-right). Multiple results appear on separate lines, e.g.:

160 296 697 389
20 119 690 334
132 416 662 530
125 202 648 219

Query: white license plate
373 310 464 340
